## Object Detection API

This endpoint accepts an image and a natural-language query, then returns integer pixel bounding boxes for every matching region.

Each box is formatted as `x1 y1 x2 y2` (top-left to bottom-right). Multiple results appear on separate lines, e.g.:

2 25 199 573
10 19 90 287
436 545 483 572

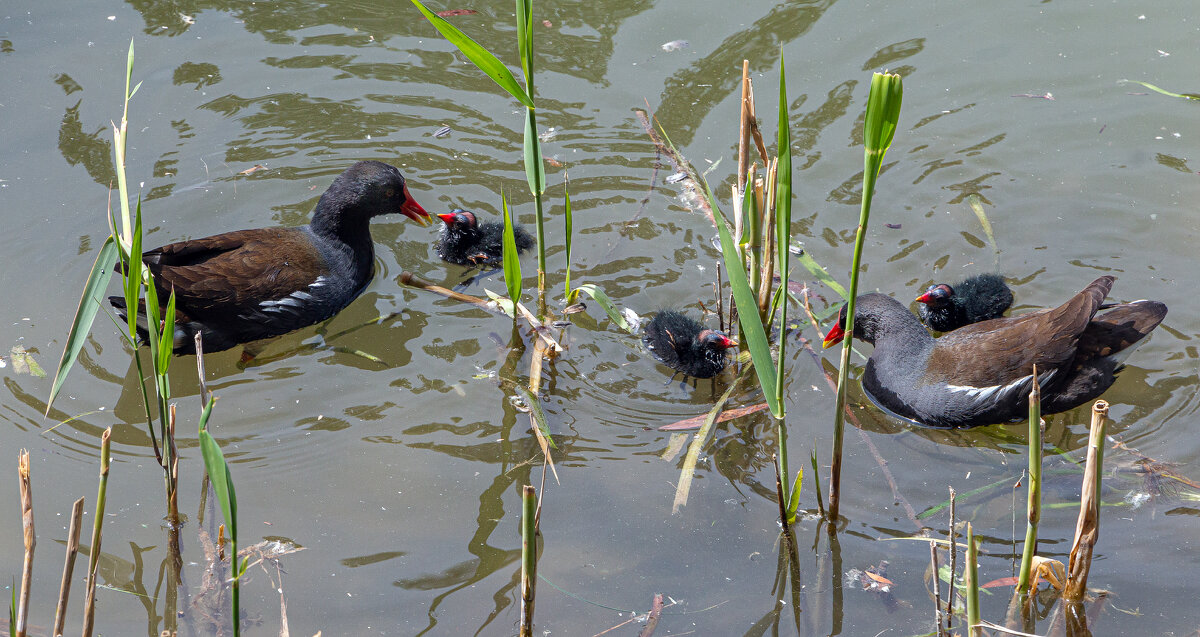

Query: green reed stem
774 53 796 522
1016 373 1042 593
519 484 538 637
81 428 111 637
828 72 902 521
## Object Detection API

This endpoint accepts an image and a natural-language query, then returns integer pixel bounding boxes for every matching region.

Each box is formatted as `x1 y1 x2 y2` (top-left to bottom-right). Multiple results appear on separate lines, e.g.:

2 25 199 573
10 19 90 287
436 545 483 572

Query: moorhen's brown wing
145 227 329 314
926 275 1114 388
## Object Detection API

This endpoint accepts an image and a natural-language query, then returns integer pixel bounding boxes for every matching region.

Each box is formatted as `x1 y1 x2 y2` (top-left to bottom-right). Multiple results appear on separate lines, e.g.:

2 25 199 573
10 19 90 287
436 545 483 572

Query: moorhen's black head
312 161 430 238
822 294 919 348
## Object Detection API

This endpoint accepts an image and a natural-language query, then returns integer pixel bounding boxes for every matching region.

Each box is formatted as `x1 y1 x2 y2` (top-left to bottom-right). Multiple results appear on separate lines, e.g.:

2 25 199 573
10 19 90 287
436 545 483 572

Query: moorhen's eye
385 188 395 198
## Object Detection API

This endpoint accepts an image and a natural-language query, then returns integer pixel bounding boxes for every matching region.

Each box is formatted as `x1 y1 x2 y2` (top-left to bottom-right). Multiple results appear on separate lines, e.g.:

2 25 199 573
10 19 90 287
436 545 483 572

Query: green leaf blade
563 181 573 297
570 283 632 333
409 0 535 109
708 180 780 418
501 192 522 308
46 236 120 416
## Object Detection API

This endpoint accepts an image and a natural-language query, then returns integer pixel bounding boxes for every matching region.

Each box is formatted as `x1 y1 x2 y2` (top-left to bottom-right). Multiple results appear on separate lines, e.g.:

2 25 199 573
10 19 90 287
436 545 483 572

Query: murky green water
3 0 1199 635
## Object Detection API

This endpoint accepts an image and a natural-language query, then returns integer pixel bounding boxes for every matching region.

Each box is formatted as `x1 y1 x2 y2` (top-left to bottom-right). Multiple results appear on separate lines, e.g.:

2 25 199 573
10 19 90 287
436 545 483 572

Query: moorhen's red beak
915 291 933 304
436 212 457 225
822 323 846 348
401 184 431 226
722 336 739 349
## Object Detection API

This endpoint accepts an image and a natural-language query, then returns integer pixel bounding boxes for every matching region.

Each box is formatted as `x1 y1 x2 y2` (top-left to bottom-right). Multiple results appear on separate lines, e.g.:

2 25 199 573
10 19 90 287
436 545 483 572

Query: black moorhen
643 310 738 379
436 209 534 267
916 273 1014 332
823 276 1166 428
109 160 431 355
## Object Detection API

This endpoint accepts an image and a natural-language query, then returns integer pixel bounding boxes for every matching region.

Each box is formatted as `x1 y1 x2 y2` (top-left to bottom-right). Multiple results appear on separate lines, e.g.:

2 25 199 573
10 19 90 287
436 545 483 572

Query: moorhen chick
643 310 738 379
916 273 1014 332
823 276 1166 428
436 209 534 267
110 160 431 355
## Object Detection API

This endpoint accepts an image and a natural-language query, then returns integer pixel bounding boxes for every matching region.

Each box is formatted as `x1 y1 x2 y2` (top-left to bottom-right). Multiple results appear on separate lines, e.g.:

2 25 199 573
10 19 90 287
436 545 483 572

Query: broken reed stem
965 522 980 637
1065 400 1108 601
17 450 34 637
930 541 944 637
81 427 112 637
1016 369 1043 594
946 487 957 635
53 496 86 637
519 484 538 637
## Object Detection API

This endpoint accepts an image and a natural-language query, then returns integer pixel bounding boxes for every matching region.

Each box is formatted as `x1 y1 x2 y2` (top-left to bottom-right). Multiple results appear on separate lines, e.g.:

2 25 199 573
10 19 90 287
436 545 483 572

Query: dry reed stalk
930 541 944 637
17 450 34 637
53 496 86 636
737 59 750 194
757 161 778 318
964 523 980 637
1064 400 1108 601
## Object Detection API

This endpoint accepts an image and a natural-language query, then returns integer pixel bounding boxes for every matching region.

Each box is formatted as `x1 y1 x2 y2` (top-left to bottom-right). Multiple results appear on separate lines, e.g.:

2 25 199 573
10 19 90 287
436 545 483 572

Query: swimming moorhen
436 209 534 267
109 160 431 355
823 276 1166 428
916 273 1014 332
643 310 738 379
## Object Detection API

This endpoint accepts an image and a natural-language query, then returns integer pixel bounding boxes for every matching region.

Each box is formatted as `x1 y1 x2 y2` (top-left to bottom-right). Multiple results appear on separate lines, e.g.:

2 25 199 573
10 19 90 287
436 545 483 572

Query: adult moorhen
643 310 738 379
110 160 431 355
916 273 1014 332
823 276 1166 428
436 209 534 267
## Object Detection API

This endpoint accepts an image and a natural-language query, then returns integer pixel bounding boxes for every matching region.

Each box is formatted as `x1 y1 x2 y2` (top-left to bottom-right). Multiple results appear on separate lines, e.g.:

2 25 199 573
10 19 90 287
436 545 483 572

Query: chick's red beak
822 323 846 348
401 183 431 226
436 212 457 226
915 291 933 304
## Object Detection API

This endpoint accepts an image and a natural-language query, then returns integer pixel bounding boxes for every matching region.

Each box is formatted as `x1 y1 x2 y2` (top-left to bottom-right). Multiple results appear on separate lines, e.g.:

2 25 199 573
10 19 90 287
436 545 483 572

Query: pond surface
2 0 1199 635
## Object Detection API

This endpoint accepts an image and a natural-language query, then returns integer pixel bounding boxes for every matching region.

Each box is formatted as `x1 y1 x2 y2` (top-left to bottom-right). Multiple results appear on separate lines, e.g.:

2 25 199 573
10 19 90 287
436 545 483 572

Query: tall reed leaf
708 181 780 418
515 0 535 86
502 192 522 307
409 0 535 109
774 53 793 415
45 236 118 415
562 181 573 297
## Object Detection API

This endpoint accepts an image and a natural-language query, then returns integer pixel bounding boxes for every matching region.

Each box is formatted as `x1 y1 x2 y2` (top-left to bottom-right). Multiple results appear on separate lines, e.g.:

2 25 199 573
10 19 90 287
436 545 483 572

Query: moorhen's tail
1042 299 1167 413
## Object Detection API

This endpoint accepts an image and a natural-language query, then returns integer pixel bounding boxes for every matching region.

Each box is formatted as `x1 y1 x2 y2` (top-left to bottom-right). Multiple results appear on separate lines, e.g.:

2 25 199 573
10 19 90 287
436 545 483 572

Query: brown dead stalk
1065 400 1109 601
17 450 34 637
53 496 86 636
